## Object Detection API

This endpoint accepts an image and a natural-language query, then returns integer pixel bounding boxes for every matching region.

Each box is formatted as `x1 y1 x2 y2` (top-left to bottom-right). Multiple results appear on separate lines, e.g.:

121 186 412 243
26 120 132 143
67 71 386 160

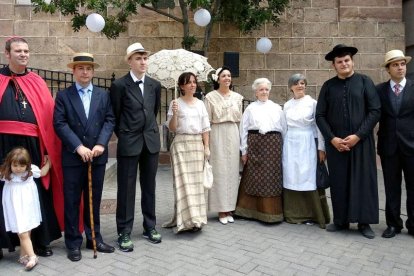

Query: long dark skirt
283 188 330 228
235 131 284 223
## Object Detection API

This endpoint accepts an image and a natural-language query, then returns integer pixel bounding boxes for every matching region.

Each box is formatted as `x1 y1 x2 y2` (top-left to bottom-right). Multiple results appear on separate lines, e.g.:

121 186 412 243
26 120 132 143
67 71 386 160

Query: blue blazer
53 84 115 166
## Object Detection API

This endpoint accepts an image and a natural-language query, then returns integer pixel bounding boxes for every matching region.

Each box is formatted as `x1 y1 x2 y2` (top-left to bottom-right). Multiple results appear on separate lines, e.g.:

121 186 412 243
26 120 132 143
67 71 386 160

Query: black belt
248 130 279 134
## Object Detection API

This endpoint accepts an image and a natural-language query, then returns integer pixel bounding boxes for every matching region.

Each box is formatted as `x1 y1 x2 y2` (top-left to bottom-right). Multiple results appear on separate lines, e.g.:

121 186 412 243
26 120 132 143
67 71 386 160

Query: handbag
203 159 213 189
316 161 329 189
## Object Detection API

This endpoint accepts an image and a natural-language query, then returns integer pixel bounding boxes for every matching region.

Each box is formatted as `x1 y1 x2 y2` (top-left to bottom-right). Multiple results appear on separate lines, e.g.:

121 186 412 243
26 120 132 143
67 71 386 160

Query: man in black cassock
315 44 381 239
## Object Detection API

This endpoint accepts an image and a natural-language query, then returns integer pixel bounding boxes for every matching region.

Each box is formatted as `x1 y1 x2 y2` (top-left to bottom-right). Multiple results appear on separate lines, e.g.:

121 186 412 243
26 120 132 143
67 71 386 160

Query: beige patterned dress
204 90 243 212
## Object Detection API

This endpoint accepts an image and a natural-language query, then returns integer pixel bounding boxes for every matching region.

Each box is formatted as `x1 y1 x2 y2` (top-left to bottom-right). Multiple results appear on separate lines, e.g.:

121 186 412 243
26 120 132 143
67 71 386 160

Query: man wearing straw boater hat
376 49 414 239
109 43 162 252
315 44 381 239
53 52 115 261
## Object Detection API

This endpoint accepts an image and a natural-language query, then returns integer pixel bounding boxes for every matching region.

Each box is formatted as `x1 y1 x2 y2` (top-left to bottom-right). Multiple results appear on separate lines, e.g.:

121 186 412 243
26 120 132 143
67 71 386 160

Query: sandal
25 255 38 271
18 255 29 265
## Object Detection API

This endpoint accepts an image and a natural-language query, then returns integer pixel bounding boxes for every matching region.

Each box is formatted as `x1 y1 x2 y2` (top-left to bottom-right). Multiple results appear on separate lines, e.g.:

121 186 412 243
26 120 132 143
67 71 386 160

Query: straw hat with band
125 42 151 61
381 49 412 67
67 52 99 69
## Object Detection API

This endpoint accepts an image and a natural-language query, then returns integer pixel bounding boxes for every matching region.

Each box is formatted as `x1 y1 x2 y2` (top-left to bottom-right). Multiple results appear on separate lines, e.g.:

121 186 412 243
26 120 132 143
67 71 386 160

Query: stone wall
0 0 405 103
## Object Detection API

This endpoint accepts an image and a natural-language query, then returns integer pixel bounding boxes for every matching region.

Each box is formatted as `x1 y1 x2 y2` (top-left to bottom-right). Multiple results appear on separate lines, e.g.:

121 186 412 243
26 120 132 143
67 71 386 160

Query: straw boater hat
125 42 151 61
67 52 99 69
381 49 412 67
325 44 358 61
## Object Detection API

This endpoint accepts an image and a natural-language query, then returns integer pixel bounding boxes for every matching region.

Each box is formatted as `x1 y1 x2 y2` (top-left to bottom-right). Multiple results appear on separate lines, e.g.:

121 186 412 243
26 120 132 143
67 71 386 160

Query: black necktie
136 80 143 96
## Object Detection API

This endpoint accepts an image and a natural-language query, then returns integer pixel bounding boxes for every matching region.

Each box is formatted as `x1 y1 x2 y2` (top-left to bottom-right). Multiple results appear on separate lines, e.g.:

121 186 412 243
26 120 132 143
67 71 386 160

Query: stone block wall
0 0 405 104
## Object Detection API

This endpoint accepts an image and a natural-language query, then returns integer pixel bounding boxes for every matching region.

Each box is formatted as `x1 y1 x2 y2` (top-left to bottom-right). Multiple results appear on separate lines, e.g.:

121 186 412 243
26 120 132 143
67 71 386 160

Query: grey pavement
1 158 413 275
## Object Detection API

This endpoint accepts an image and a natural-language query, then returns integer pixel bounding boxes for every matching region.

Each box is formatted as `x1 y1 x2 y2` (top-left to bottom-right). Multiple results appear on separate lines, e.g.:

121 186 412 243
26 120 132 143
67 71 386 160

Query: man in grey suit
376 49 414 239
109 43 162 252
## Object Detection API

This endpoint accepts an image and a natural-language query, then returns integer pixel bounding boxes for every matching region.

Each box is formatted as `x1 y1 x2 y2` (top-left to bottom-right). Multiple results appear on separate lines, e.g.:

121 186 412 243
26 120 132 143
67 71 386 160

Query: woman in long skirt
235 78 287 223
282 73 330 228
204 66 243 225
163 72 211 233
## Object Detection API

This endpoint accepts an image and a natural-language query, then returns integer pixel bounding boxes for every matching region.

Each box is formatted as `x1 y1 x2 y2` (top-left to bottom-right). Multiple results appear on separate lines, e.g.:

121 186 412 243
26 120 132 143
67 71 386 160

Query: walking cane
88 161 97 259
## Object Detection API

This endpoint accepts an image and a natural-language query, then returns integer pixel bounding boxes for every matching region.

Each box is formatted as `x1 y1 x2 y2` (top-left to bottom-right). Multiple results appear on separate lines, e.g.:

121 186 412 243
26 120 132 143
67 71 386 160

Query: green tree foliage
32 0 289 52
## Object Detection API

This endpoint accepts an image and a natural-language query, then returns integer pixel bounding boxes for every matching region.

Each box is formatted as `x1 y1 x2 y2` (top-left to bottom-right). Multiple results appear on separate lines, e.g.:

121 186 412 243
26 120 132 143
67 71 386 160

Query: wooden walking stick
88 161 97 259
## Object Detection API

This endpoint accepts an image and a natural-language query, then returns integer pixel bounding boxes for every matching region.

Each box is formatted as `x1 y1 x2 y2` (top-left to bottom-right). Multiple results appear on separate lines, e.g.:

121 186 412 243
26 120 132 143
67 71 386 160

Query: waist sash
0 120 39 137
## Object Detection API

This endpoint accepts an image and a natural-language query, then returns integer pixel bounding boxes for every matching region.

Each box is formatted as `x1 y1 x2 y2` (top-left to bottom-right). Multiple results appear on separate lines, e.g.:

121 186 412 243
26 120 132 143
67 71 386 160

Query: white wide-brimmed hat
381 49 412 67
125 42 151 61
67 52 99 69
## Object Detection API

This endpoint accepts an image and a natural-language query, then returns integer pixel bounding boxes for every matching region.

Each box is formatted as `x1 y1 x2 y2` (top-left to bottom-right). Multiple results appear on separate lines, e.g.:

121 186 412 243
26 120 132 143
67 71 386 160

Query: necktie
394 84 401 96
136 80 143 96
81 88 91 118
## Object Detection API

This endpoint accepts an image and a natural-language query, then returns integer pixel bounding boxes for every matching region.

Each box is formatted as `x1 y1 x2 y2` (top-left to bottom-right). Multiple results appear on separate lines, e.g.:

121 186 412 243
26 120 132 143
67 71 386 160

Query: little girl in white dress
0 147 50 271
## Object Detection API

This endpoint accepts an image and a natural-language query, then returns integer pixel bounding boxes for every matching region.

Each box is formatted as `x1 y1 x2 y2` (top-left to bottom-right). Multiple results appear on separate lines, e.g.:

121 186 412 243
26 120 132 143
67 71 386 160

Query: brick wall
0 0 405 103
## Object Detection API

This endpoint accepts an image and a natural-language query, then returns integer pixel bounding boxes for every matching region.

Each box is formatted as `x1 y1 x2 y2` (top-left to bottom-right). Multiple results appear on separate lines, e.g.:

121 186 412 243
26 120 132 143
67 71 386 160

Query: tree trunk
179 0 190 50
203 0 222 56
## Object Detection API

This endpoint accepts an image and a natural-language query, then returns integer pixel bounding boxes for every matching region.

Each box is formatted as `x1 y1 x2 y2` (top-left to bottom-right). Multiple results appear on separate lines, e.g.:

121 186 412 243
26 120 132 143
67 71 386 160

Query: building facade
0 0 407 102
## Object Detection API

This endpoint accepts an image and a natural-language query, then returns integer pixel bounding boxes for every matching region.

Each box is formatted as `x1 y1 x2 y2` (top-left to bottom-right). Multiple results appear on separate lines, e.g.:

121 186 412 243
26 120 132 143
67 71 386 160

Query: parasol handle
88 162 97 259
174 80 177 100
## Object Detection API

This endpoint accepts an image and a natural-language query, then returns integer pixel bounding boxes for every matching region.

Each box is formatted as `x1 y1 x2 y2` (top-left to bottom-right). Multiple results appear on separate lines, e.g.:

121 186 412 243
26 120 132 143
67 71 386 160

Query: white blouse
240 100 287 155
284 95 325 150
166 98 211 134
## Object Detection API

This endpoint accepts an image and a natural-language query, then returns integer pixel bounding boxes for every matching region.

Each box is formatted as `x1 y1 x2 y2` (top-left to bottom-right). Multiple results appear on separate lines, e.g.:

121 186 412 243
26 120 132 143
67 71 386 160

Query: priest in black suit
376 49 414 238
109 43 162 252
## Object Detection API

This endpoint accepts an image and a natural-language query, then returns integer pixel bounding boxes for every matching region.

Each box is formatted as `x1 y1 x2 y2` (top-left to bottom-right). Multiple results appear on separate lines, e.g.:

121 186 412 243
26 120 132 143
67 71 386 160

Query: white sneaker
219 216 228 225
227 216 234 223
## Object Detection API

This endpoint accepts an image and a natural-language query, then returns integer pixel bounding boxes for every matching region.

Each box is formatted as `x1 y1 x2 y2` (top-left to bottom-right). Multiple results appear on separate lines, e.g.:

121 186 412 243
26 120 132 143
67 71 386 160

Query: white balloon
86 13 105 33
256 37 272 54
44 0 51 4
194 9 211 27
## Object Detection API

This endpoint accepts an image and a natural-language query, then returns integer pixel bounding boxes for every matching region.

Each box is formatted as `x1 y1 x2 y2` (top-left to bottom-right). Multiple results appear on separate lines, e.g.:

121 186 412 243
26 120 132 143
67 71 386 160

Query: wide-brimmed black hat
325 44 358 61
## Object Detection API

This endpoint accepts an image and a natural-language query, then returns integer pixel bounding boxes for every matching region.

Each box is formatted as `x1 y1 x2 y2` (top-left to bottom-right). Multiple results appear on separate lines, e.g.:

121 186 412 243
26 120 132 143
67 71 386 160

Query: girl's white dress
2 164 42 233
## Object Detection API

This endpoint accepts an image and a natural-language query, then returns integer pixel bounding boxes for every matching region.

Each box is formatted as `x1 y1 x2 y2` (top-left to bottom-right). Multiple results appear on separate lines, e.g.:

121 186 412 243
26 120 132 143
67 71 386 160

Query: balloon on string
43 0 51 4
86 13 105 33
256 37 272 54
194 9 211 27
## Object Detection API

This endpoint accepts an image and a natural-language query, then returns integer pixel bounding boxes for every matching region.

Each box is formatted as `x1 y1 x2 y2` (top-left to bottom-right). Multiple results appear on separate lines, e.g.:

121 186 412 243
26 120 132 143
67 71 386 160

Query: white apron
282 126 317 191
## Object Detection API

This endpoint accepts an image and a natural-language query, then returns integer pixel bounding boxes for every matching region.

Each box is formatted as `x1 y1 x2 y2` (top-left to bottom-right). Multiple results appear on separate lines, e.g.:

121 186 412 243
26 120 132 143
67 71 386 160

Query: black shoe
408 229 414 237
34 245 53 257
326 223 349 232
143 228 162 244
67 248 82 262
358 224 375 239
0 249 3 260
382 226 401 238
86 240 115 253
117 233 134 252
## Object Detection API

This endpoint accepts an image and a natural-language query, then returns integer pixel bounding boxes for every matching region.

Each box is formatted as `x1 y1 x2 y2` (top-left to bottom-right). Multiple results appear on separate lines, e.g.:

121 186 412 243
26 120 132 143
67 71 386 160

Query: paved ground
1 159 413 275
